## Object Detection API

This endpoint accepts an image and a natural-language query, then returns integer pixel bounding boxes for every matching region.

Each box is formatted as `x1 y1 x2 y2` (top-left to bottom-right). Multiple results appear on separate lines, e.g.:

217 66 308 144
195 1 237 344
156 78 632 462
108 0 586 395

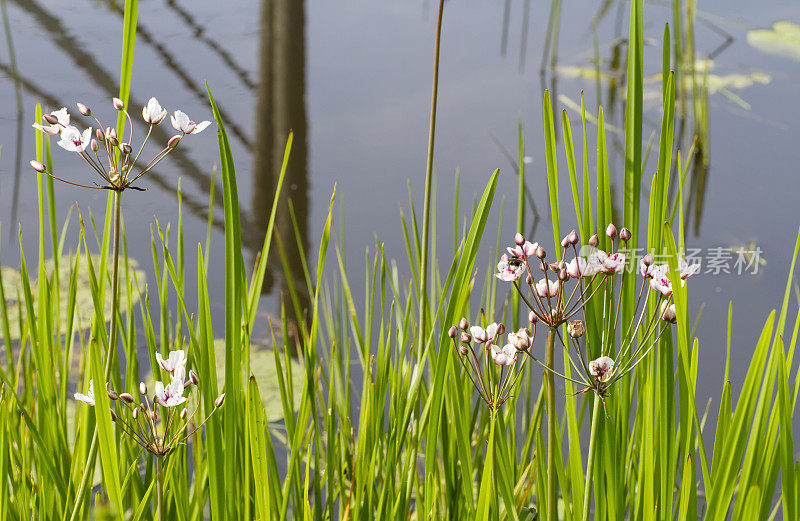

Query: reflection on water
251 0 310 320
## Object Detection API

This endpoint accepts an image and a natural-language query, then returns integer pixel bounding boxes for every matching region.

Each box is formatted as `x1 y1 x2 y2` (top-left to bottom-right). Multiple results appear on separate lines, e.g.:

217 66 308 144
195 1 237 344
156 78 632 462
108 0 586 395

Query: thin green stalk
545 327 557 521
156 455 164 521
582 395 601 521
108 191 122 373
417 0 444 355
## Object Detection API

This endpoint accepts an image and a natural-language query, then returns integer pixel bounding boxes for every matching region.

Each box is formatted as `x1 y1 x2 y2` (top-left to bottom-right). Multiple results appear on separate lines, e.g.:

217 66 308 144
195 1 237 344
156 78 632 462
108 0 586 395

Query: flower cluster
74 349 224 456
447 319 534 409
450 223 699 409
30 97 211 192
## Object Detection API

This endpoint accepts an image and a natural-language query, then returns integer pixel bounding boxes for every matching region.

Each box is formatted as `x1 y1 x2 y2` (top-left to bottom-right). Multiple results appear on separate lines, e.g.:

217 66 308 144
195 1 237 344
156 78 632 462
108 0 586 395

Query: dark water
1 0 799 408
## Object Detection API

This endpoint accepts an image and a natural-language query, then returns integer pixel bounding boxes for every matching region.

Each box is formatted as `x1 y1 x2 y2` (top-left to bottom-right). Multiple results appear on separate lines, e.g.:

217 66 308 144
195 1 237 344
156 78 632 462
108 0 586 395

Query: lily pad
213 338 304 422
0 254 146 341
748 21 800 61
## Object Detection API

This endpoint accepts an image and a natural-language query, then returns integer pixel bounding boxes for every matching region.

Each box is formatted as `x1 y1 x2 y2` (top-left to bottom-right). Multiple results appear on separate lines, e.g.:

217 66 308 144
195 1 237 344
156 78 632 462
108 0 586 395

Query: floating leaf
0 254 146 340
213 339 303 422
748 21 800 61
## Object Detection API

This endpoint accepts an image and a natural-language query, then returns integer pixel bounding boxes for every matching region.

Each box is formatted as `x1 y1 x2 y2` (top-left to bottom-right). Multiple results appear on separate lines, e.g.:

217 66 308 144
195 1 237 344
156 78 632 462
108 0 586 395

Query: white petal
53 107 70 126
192 120 212 134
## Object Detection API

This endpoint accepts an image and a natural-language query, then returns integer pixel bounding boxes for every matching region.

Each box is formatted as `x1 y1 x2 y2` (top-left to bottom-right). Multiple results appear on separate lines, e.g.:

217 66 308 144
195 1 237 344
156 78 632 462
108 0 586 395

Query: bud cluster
73 349 224 456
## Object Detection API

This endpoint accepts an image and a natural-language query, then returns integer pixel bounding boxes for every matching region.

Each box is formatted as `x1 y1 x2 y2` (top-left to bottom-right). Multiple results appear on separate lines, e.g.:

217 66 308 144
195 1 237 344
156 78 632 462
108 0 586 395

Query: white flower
490 343 517 366
588 356 614 383
586 250 608 274
33 107 70 135
566 257 596 278
678 257 700 280
156 349 187 373
507 241 538 258
495 254 524 282
601 252 626 273
142 97 167 125
74 380 96 406
535 278 559 298
470 323 499 344
57 125 92 153
154 367 187 407
649 272 673 297
171 110 212 134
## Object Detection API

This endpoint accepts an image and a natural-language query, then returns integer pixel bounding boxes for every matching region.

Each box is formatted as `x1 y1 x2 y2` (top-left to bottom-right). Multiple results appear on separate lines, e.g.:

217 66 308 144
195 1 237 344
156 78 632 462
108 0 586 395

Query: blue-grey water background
1 0 799 412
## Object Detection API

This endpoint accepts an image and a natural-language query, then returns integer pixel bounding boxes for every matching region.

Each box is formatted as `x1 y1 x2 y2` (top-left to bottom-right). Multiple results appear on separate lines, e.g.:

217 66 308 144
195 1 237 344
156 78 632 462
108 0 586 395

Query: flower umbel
450 318 534 409
73 349 223 456
30 97 211 192
452 224 691 410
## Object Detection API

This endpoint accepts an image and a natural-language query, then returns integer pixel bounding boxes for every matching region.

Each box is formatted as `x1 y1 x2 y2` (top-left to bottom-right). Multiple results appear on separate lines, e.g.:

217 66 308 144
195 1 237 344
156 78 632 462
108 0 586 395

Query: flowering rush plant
74 349 224 456
29 97 211 191
448 223 699 411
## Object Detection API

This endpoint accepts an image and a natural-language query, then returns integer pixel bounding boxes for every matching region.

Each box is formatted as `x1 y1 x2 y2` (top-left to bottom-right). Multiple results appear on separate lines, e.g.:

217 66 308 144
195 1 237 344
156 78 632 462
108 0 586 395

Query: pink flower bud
460 332 471 344
96 129 105 142
528 310 538 323
619 227 631 241
180 408 188 419
458 344 470 355
110 409 117 422
91 139 99 152
119 393 134 403
77 103 91 116
642 253 653 266
190 370 200 385
107 390 118 400
561 236 569 248
139 382 147 395
514 232 525 246
496 323 505 336
214 393 226 408
43 113 59 125
121 143 132 155
526 274 533 284
112 97 124 110
606 223 617 238
168 135 182 148
536 246 546 259
30 160 46 173
132 408 139 419
660 301 677 323
459 318 469 330
558 268 568 281
589 234 599 247
448 325 458 338
568 230 578 245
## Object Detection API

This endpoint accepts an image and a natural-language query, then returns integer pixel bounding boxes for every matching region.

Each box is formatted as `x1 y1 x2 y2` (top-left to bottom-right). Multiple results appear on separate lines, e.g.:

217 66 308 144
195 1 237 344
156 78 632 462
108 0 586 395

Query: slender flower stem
107 191 122 373
582 394 602 521
156 454 164 521
545 327 558 521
